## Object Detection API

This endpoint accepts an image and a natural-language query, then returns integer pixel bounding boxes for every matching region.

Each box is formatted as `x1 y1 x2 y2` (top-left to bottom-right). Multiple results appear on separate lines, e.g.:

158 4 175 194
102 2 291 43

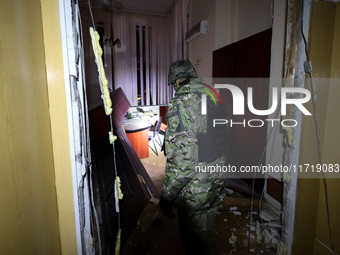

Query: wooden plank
89 88 131 141
111 87 131 129
89 88 158 252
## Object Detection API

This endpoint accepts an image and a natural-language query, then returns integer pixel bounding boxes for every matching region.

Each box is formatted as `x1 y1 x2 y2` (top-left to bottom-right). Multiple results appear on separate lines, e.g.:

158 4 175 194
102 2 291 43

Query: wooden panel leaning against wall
89 88 159 252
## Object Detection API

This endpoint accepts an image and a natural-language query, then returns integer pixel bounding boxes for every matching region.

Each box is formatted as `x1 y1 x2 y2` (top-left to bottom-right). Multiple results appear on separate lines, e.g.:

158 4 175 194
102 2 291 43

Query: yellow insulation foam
116 176 123 200
109 131 117 144
89 27 112 115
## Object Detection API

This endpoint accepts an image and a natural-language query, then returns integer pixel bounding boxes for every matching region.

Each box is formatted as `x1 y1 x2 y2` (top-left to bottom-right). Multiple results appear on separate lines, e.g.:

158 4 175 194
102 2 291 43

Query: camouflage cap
168 60 198 85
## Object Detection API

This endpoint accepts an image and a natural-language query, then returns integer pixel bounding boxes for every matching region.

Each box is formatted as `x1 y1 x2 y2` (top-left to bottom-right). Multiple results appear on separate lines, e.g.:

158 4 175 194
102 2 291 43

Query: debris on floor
257 204 282 251
128 138 281 255
226 188 234 194
213 203 278 255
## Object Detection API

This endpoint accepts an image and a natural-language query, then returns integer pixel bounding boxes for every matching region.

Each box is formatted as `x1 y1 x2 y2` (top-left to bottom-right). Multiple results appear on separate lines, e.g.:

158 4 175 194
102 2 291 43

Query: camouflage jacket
162 78 226 212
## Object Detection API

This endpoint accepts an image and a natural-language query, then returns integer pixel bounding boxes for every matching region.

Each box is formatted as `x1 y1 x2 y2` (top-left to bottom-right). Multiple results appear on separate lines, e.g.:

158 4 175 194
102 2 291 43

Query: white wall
188 0 272 78
236 0 272 42
215 0 237 50
188 0 216 78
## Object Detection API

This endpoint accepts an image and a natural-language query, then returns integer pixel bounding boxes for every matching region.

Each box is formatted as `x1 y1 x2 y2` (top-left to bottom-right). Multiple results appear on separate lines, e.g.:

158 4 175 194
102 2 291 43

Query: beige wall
40 0 78 253
293 2 340 254
0 0 77 253
314 3 340 254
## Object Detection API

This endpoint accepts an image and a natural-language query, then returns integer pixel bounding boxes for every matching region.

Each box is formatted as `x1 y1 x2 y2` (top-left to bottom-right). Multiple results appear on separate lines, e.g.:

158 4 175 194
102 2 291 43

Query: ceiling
80 0 176 16
80 0 340 17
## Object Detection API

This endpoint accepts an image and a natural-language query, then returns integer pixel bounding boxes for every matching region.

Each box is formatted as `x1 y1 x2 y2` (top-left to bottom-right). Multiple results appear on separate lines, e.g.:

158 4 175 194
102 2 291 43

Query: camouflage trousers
178 206 219 255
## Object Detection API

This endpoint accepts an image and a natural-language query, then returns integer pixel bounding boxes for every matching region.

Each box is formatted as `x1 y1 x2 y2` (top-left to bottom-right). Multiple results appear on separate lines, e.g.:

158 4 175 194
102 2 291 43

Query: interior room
1 0 340 254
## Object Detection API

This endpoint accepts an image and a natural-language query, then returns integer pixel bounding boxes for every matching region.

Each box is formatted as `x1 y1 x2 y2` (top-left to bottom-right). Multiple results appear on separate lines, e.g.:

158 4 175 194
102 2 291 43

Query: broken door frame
280 0 312 254
58 0 98 254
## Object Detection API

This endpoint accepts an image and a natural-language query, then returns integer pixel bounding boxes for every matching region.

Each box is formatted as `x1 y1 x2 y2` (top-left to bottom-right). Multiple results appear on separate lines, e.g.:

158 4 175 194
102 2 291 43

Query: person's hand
159 195 175 219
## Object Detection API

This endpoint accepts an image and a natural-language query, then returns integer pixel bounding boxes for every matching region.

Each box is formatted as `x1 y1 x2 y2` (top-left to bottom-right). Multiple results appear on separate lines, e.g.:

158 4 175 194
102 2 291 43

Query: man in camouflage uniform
159 60 228 254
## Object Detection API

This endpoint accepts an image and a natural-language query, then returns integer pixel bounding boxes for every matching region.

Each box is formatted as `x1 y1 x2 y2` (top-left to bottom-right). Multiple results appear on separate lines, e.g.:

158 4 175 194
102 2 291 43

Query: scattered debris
226 188 234 194
242 238 257 248
283 172 291 183
265 220 282 228
247 230 255 239
256 221 263 243
231 233 237 243
278 241 288 255
258 205 282 250
259 207 278 222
